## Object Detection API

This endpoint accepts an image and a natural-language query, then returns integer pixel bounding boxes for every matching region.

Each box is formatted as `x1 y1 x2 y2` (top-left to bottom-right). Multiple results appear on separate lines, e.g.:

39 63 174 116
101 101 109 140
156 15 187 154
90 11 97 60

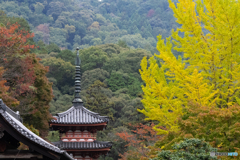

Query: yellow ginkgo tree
138 0 240 135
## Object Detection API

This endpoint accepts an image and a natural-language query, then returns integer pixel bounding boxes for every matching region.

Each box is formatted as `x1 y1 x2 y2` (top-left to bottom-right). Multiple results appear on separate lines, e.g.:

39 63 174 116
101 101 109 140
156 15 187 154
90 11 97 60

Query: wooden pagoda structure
0 99 74 160
49 48 112 160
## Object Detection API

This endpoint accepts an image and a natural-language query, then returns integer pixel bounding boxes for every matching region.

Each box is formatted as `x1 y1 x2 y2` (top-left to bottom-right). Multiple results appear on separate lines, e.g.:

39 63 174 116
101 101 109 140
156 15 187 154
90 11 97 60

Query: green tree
45 43 61 54
127 77 142 97
34 2 44 14
46 131 60 142
107 72 126 92
50 94 73 115
84 80 115 121
49 27 67 47
56 49 75 65
81 68 109 90
153 138 218 160
79 47 108 72
42 57 75 92
117 40 129 49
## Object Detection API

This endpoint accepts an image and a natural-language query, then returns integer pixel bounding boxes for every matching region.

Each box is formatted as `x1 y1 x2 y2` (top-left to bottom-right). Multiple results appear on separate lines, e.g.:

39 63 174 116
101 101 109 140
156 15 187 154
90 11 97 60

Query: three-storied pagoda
49 48 112 160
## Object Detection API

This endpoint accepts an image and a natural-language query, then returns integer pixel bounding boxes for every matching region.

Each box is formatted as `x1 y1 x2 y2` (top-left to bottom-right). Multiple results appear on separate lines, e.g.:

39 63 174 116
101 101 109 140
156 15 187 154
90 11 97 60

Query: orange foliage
0 67 19 106
116 123 161 160
0 23 35 53
0 23 36 96
0 23 53 132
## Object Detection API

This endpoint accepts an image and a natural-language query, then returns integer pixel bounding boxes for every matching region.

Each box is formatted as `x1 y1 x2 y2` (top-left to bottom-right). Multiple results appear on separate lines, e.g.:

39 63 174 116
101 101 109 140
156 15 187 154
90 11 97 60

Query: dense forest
0 0 178 53
2 0 240 160
0 12 149 159
38 43 153 160
0 0 178 159
0 0 166 159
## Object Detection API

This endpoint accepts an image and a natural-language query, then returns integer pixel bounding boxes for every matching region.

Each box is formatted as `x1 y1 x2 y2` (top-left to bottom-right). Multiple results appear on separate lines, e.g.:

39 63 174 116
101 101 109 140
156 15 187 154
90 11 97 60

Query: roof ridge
56 106 75 117
81 106 99 115
0 99 22 122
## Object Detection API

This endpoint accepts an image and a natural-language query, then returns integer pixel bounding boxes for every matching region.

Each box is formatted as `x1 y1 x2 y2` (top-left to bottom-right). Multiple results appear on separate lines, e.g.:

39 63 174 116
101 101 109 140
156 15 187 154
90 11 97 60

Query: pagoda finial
75 47 81 66
72 47 83 106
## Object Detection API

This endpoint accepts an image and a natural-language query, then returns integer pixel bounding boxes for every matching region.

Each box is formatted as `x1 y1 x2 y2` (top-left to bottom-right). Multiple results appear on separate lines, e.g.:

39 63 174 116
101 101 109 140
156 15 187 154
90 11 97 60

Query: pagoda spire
72 47 83 106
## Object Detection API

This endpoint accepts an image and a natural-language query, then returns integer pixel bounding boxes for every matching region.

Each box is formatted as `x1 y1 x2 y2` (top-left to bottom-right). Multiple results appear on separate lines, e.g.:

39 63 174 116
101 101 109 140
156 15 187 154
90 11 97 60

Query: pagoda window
83 130 88 137
75 130 81 137
66 130 73 137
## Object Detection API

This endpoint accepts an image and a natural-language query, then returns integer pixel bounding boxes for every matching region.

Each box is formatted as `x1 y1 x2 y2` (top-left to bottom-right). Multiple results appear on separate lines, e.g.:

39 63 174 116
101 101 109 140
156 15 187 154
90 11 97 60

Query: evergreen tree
85 80 115 121
153 138 218 160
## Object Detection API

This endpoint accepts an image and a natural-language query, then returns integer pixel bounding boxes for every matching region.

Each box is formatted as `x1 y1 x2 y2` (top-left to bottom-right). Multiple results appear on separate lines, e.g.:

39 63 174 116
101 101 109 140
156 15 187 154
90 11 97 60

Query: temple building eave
50 122 107 126
53 141 112 150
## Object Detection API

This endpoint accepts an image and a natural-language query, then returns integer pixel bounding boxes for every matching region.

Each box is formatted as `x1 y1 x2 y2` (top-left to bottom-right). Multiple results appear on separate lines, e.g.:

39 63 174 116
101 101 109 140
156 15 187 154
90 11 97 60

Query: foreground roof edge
0 99 22 122
0 99 74 160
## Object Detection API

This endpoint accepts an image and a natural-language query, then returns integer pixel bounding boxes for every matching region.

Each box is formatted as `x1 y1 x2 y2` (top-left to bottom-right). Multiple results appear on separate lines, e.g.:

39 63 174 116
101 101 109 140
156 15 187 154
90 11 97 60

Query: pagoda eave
49 122 107 127
65 148 111 152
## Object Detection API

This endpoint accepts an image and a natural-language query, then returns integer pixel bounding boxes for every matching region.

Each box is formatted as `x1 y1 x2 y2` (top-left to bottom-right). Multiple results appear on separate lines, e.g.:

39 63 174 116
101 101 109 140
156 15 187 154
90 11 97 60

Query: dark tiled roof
0 99 74 160
53 141 112 150
51 106 109 124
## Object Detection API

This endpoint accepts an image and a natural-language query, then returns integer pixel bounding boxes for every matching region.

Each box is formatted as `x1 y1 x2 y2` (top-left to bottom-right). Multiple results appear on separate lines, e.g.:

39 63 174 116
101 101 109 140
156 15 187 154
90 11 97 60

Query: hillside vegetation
3 0 240 160
0 0 182 159
0 0 177 53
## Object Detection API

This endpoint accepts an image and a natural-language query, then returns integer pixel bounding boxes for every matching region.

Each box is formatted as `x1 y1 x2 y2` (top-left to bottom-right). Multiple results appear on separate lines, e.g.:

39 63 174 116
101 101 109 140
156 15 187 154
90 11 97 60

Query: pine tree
85 80 114 121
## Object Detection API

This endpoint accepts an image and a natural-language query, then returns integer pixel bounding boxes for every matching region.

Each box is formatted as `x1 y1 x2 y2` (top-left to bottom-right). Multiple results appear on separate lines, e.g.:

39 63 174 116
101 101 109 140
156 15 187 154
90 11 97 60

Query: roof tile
51 106 109 124
53 141 112 150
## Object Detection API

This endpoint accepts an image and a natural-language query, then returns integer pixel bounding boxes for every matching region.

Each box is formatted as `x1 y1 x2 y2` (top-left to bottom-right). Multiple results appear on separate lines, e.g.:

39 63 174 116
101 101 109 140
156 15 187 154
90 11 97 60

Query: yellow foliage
88 21 100 30
139 0 240 135
64 24 75 33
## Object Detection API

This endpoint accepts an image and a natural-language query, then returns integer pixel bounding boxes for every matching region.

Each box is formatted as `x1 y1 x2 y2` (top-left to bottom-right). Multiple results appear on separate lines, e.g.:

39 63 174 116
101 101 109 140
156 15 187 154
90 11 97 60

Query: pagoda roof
0 99 74 160
52 141 112 150
51 105 109 124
